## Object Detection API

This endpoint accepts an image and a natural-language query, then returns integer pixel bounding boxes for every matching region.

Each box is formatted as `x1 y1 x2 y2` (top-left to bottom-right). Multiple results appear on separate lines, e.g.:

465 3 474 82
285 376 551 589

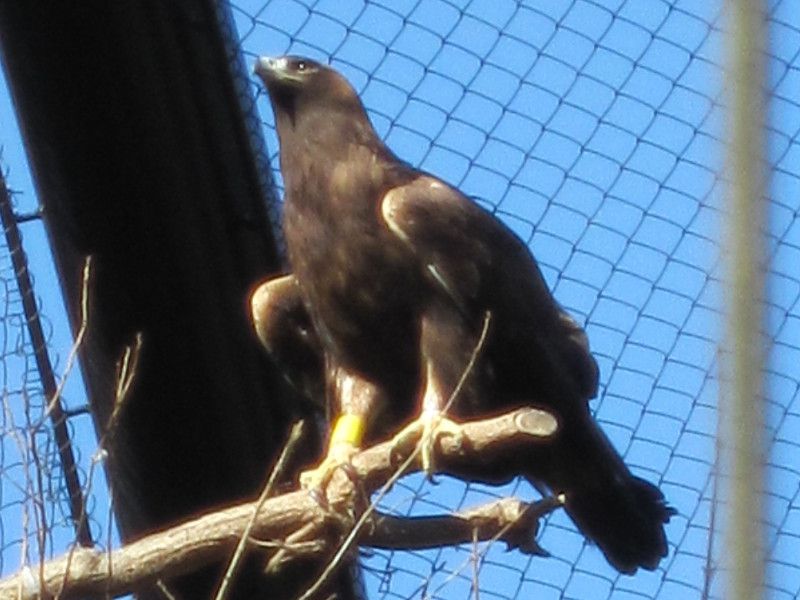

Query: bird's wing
380 174 599 400
250 274 326 406
380 175 499 314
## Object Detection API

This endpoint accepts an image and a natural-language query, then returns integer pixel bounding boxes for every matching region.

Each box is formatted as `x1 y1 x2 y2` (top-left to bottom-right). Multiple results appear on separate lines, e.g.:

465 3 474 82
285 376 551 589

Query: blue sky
2 1 800 599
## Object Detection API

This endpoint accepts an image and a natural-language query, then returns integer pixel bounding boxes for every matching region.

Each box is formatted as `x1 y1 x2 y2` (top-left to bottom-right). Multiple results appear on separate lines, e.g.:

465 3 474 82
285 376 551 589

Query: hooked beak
254 56 302 85
254 56 279 77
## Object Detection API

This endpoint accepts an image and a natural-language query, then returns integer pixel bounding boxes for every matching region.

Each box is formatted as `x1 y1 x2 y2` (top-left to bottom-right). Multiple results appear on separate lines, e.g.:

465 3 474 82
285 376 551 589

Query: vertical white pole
722 1 766 599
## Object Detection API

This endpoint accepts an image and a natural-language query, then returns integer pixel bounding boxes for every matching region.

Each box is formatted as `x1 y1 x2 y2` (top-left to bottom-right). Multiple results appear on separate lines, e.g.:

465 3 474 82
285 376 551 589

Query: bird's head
254 55 365 130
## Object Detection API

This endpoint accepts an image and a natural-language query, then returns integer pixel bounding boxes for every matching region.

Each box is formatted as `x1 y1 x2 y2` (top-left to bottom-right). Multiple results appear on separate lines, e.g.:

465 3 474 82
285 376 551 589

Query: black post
0 1 334 597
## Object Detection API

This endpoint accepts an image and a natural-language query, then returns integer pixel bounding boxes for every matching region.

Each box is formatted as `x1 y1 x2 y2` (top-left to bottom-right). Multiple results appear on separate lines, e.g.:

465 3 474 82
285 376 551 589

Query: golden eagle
252 55 673 574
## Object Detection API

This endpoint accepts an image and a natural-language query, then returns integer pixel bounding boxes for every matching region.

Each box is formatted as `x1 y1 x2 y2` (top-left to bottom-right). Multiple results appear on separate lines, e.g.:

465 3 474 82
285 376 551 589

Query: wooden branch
0 407 557 600
366 495 562 555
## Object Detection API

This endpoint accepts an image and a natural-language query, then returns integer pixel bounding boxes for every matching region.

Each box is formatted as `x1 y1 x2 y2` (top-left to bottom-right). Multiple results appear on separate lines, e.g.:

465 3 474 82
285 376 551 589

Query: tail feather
530 419 675 574
563 470 674 573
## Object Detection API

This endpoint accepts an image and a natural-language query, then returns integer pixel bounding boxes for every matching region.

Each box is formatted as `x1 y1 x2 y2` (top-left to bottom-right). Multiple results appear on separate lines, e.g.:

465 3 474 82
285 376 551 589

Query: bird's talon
391 412 462 480
307 486 328 510
340 461 359 486
299 439 359 507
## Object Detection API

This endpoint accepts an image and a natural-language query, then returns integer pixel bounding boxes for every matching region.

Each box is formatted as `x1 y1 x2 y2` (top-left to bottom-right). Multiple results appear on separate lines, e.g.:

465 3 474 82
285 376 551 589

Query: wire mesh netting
0 167 108 576
231 0 799 598
0 0 798 599
0 198 64 576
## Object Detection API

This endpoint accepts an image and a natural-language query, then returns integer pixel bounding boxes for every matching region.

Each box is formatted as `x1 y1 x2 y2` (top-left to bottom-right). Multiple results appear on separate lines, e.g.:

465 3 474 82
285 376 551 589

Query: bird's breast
282 173 422 369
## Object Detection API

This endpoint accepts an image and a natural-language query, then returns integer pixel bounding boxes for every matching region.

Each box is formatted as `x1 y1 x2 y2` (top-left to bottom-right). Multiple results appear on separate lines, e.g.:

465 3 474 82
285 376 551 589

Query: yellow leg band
330 414 366 447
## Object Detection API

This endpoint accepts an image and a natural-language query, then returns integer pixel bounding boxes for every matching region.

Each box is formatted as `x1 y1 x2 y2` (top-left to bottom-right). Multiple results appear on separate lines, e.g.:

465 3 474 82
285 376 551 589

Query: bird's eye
296 61 307 71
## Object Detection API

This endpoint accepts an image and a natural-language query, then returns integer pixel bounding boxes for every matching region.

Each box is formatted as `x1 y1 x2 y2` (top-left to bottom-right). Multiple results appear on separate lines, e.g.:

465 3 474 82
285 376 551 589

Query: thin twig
2 392 35 587
57 332 142 598
155 579 178 600
105 332 143 440
264 522 321 575
44 256 92 421
702 422 722 600
59 450 104 597
250 538 324 553
25 392 48 595
106 481 115 599
443 311 492 415
214 421 306 600
471 528 480 600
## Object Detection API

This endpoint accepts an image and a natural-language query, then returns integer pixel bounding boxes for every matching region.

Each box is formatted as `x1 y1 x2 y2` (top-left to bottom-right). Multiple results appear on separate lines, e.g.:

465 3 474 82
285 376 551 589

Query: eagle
252 55 674 574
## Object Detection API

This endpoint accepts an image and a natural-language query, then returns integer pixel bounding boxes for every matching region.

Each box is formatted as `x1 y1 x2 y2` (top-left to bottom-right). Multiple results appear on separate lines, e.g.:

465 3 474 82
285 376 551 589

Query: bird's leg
392 309 491 478
391 358 463 479
300 368 380 499
299 412 365 492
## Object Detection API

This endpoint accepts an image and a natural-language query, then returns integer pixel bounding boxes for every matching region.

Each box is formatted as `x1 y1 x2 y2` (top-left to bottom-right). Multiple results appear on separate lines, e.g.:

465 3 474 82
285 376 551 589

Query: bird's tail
531 421 675 574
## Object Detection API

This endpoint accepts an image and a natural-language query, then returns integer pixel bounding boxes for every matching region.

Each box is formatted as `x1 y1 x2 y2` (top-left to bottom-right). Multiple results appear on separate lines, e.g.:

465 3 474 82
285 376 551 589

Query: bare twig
263 521 322 575
471 528 480 600
702 430 722 600
214 421 306 600
106 332 143 439
44 256 92 421
443 311 492 415
2 392 36 591
0 407 557 600
57 332 143 597
26 398 48 593
155 579 178 600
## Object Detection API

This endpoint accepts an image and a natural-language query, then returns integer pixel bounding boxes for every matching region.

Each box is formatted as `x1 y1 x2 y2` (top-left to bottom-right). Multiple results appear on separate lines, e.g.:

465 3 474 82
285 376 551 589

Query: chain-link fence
1 0 798 598
234 1 798 598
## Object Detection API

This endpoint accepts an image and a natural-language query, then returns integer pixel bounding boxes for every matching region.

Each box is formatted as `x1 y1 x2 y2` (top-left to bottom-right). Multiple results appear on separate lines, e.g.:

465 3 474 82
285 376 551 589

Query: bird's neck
279 106 395 183
291 105 380 150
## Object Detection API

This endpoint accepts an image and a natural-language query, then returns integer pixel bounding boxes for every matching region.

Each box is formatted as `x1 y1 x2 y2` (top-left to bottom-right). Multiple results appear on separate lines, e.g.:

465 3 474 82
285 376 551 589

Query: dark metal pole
0 173 93 547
